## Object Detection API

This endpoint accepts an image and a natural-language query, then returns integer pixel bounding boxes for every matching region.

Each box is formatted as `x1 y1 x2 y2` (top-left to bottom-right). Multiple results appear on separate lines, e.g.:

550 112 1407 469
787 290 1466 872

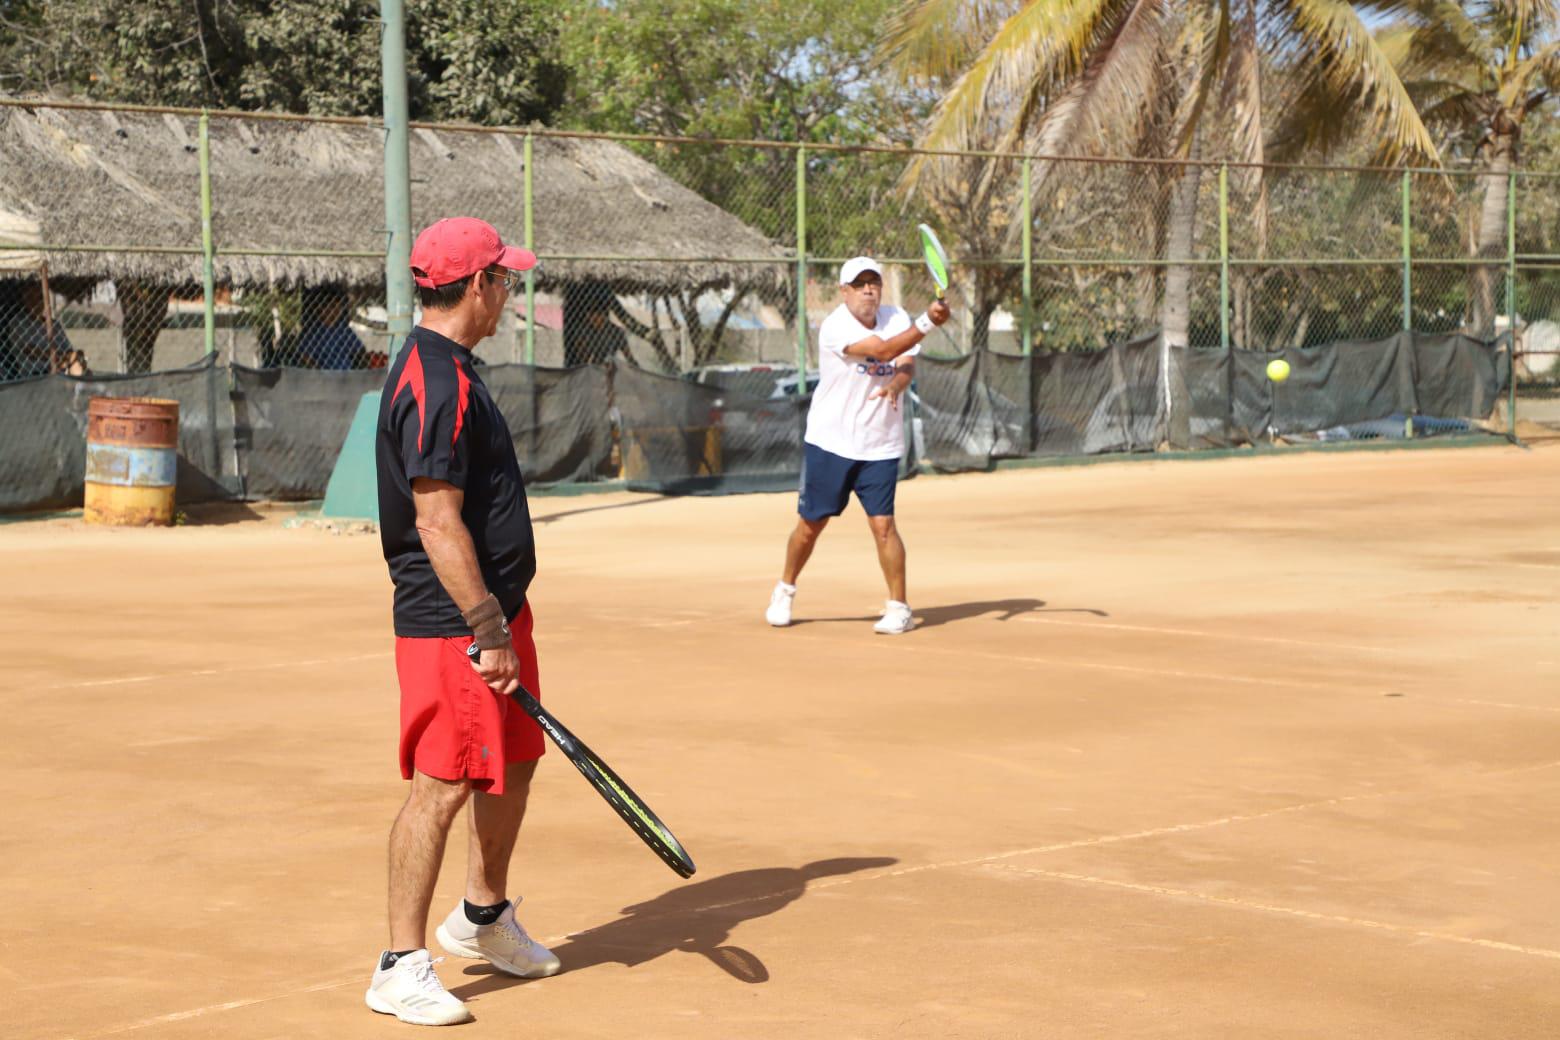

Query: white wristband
914 312 936 335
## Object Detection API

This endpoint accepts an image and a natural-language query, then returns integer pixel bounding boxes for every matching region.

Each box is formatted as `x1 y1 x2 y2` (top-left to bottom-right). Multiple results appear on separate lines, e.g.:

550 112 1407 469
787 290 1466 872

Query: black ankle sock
464 898 509 926
380 949 418 971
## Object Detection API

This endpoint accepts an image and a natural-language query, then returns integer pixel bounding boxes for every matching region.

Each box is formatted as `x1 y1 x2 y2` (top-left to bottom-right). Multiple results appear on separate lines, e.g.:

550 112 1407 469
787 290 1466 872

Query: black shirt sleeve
388 343 473 489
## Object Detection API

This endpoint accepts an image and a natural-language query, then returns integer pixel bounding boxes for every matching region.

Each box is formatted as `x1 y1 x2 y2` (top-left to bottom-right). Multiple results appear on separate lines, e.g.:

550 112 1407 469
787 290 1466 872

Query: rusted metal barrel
84 397 179 526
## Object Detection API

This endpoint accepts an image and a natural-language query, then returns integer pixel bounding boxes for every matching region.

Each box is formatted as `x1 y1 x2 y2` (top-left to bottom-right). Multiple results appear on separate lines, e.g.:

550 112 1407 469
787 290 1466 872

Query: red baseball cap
409 217 537 289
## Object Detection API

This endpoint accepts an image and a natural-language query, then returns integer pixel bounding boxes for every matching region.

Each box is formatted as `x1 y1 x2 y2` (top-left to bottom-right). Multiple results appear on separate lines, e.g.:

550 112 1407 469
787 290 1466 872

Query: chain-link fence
1512 169 1560 434
1 98 1545 377
0 96 1551 511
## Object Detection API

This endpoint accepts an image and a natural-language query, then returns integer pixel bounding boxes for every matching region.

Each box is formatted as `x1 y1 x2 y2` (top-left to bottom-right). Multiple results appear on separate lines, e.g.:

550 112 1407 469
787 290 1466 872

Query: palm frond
1002 0 1168 157
1274 0 1442 163
1417 91 1494 128
901 0 1122 189
1267 67 1366 160
880 0 1021 83
984 0 1171 243
1172 0 1232 158
1533 37 1560 94
1493 0 1560 37
977 0 1124 126
1500 39 1560 106
1377 17 1490 131
1372 23 1419 74
1395 5 1491 77
1226 0 1268 252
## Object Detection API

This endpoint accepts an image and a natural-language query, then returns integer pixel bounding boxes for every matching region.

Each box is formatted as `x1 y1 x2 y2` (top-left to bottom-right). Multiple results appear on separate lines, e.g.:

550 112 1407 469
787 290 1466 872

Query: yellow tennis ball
1266 358 1291 383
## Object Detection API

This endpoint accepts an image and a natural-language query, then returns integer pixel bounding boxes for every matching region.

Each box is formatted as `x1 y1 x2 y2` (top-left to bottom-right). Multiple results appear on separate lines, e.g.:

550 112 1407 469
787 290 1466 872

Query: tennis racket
468 645 696 878
917 223 950 299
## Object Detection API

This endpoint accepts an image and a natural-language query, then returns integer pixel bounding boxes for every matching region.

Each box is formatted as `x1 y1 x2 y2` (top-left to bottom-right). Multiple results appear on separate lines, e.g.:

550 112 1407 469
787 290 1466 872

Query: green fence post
198 111 216 358
1402 169 1412 331
1022 157 1033 356
795 145 808 392
1218 164 1229 350
524 132 535 366
1508 169 1518 437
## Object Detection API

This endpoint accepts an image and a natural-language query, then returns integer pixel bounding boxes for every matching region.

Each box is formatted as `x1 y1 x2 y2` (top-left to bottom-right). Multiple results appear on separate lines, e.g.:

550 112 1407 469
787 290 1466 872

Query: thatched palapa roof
0 100 789 291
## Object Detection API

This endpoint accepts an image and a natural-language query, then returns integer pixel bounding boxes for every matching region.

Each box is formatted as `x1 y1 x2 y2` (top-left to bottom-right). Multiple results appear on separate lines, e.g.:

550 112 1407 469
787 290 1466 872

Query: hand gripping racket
468 645 696 878
917 223 950 298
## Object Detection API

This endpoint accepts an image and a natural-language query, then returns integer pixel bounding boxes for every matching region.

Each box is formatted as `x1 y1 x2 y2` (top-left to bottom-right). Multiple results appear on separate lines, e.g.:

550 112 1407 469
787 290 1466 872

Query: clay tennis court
4 442 1558 1039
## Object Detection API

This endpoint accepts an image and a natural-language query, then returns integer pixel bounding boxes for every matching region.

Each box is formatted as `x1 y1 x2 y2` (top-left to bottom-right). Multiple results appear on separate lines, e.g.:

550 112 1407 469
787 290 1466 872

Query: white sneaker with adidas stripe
436 899 561 978
365 949 472 1026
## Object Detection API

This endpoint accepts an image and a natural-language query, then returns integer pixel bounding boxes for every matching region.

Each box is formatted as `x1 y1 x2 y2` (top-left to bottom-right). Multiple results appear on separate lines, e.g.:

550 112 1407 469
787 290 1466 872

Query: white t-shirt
804 303 920 461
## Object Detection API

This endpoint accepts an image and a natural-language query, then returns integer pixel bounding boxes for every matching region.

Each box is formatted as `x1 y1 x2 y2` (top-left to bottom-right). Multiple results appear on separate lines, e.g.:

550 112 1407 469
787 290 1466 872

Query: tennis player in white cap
765 255 951 634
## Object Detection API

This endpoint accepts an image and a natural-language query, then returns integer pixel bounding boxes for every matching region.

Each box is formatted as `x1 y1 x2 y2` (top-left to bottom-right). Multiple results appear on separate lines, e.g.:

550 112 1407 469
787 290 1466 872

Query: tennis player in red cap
366 217 557 1025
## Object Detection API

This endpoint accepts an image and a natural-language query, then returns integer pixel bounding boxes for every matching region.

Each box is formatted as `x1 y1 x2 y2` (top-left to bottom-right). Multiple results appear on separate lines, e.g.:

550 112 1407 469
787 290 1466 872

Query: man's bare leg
388 770 471 951
782 516 829 585
439 759 560 979
867 514 906 603
465 760 538 905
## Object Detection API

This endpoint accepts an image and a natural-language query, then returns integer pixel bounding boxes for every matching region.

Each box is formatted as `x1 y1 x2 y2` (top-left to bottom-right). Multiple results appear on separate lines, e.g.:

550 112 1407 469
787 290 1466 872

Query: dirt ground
3 441 1558 1039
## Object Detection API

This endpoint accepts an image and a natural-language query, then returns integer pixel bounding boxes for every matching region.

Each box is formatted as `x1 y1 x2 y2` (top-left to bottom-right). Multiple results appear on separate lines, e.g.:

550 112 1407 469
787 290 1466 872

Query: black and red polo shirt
375 327 535 637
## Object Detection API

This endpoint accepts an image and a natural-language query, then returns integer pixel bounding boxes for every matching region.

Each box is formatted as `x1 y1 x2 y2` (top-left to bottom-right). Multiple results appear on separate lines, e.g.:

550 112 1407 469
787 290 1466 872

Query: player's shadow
792 598 1108 629
450 856 896 998
533 495 672 526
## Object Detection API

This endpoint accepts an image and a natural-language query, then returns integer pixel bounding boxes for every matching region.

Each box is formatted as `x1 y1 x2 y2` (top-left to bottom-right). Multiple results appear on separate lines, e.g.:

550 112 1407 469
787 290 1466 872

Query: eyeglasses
484 267 523 293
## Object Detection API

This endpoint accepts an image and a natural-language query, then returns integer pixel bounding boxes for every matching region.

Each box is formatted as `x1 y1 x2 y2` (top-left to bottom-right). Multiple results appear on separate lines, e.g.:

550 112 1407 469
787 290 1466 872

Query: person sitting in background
1 281 88 380
297 287 368 369
562 280 628 367
584 307 628 364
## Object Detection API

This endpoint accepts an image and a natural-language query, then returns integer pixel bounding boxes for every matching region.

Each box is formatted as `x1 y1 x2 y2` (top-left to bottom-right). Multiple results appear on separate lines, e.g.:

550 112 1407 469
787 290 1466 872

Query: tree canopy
0 0 568 124
559 0 929 250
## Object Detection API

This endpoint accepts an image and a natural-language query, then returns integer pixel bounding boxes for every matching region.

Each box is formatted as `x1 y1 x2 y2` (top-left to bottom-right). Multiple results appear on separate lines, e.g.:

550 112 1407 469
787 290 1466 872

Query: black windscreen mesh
0 333 1513 514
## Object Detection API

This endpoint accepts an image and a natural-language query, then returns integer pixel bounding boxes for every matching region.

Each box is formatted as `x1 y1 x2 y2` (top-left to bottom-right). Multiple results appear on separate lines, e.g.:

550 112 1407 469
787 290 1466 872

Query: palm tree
882 0 1437 434
1349 0 1560 335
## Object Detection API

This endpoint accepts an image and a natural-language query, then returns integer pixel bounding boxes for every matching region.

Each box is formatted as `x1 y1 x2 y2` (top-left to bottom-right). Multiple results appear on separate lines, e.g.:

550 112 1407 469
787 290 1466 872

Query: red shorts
395 602 544 795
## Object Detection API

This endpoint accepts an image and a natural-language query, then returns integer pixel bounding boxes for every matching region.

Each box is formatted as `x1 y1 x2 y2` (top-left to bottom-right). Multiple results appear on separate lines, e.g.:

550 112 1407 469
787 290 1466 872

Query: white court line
61 760 1560 1038
76 979 354 1038
1015 616 1420 656
682 758 1560 919
789 632 1396 696
1446 697 1560 715
34 652 388 692
987 864 1560 962
806 759 1560 890
1445 557 1560 572
787 629 1560 717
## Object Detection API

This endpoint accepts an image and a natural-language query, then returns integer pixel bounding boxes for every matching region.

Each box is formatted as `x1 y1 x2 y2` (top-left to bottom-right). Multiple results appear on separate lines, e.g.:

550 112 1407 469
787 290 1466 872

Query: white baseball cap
838 256 883 285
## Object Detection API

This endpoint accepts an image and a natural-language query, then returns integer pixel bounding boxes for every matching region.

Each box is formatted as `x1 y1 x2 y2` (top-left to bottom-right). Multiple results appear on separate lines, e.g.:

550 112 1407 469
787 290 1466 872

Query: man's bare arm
412 477 520 694
841 300 951 359
842 325 926 361
411 478 487 612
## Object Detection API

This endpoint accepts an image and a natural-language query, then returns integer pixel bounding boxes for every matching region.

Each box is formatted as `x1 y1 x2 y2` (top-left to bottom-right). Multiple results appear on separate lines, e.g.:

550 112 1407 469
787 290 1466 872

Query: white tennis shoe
364 949 472 1026
437 900 561 978
874 600 914 634
765 581 796 626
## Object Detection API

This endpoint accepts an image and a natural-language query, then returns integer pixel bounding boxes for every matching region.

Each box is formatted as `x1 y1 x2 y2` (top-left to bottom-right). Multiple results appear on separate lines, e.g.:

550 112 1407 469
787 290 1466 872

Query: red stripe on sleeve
392 345 427 453
452 357 471 450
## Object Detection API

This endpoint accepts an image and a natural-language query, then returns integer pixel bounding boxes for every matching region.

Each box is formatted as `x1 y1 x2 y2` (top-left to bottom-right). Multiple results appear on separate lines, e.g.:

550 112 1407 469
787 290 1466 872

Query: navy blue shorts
798 443 899 520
